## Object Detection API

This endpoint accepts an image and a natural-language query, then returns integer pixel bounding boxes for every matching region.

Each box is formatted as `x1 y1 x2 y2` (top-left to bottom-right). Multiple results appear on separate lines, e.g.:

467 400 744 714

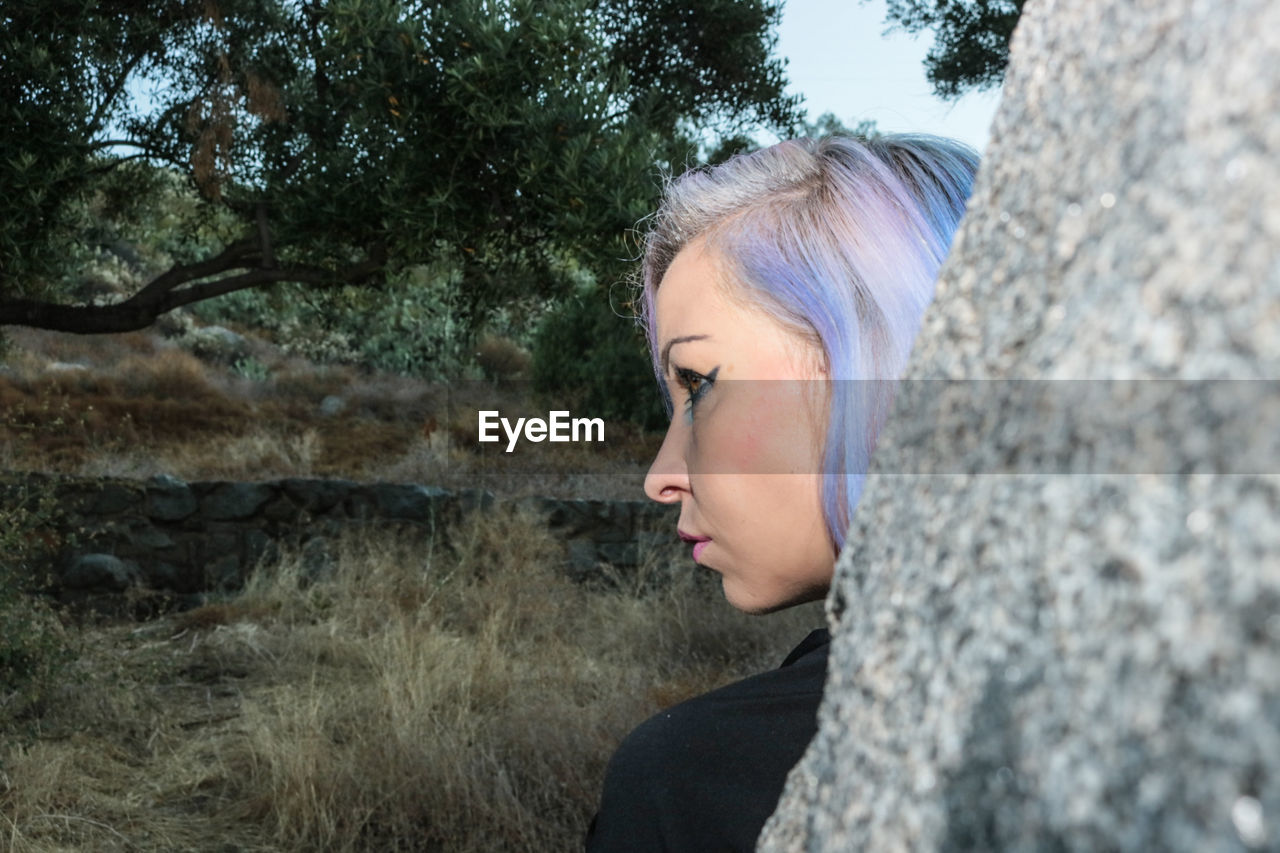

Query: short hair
638 134 979 549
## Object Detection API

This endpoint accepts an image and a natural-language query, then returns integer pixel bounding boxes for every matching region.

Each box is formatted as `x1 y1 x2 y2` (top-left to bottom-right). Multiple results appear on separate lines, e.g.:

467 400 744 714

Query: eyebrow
660 335 710 374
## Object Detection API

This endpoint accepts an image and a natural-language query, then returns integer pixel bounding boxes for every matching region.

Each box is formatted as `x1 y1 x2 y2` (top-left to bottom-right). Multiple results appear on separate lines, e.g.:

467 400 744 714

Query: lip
678 529 712 563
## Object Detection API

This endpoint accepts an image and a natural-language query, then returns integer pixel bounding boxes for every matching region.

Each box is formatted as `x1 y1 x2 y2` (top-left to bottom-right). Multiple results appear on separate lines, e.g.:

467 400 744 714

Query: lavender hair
638 134 979 549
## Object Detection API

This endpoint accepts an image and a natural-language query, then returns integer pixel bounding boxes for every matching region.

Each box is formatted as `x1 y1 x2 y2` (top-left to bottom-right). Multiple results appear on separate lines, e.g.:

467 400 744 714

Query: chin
722 580 828 615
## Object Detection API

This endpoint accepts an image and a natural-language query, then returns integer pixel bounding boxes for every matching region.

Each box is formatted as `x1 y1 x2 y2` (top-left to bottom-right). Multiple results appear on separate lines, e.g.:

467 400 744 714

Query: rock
597 542 638 566
365 483 449 521
243 528 273 569
318 395 346 417
539 498 637 542
300 536 335 580
455 489 496 515
145 561 201 595
45 361 89 373
87 482 142 515
280 478 356 514
261 496 302 523
121 521 175 551
566 538 599 578
205 554 242 591
145 477 197 521
199 482 275 520
760 0 1280 851
62 554 139 591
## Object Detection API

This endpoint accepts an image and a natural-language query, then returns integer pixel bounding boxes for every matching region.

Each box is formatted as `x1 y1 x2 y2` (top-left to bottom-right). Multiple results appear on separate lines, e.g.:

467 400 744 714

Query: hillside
0 322 659 501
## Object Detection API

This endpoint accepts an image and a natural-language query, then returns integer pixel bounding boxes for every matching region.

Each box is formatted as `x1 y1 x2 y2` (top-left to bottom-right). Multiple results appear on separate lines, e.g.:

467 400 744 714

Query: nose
644 418 690 504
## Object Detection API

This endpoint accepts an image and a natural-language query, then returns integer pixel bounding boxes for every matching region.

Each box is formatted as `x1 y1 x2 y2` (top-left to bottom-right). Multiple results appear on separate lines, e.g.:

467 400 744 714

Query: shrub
0 476 71 724
192 261 480 380
530 288 665 429
474 333 531 382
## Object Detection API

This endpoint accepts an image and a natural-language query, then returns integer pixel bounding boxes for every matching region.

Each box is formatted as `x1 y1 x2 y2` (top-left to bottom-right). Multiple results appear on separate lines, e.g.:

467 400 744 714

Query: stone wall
2 473 676 607
761 0 1280 849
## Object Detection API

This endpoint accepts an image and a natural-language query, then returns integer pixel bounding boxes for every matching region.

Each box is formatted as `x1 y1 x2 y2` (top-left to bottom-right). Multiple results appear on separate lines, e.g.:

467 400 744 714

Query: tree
802 112 878 139
878 0 1027 99
0 0 799 335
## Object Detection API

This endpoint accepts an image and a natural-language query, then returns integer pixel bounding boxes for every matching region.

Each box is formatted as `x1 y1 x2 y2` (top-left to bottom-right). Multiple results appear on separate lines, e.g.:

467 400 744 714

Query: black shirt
585 629 830 852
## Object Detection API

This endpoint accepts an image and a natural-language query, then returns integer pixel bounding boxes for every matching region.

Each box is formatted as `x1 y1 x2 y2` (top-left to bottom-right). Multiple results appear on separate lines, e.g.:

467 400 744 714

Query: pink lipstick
678 530 711 563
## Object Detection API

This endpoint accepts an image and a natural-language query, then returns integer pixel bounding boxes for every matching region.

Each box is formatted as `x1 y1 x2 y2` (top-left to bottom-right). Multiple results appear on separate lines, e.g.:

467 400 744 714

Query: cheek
695 403 775 473
688 385 822 475
740 392 818 474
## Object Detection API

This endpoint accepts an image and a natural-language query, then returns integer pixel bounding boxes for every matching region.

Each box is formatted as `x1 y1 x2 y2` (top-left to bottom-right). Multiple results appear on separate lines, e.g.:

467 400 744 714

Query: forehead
653 240 824 378
653 241 734 334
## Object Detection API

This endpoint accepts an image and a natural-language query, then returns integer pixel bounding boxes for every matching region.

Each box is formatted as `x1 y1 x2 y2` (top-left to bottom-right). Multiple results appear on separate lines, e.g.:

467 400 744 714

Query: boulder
87 481 142 515
145 475 197 521
318 395 346 417
62 554 140 592
761 0 1280 850
280 478 356 514
199 482 276 520
365 483 450 521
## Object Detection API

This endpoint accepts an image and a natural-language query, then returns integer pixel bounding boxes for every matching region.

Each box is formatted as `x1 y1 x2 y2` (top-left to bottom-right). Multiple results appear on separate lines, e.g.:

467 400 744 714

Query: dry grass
0 328 656 498
0 509 823 851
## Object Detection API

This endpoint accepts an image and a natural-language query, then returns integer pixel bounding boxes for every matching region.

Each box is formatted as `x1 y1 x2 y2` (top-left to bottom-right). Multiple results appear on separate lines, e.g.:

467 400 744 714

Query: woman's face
645 240 836 613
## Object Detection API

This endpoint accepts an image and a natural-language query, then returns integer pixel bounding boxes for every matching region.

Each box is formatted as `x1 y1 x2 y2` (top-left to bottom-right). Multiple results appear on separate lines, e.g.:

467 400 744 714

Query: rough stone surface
205 554 241 591
318 395 346 417
88 482 142 515
367 483 450 520
760 0 1280 850
144 478 197 521
280 478 355 513
21 474 678 603
62 554 139 591
120 521 175 551
199 482 275 520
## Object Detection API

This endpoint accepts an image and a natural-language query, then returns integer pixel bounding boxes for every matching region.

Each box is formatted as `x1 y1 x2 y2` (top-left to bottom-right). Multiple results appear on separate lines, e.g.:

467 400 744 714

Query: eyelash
674 366 718 414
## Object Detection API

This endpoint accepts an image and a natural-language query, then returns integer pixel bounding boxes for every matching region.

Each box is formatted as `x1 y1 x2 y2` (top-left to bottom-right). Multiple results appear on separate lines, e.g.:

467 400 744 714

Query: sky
774 0 1004 152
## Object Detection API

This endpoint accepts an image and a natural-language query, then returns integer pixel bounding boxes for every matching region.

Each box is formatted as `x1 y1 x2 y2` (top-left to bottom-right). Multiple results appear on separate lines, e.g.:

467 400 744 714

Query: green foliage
0 0 187 294
531 287 665 429
879 0 1026 98
232 355 270 381
802 112 880 140
194 259 484 378
1 0 801 340
0 476 71 723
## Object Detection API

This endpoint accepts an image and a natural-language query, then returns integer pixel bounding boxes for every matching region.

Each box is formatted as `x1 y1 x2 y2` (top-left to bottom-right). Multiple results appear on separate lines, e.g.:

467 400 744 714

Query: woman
586 134 979 851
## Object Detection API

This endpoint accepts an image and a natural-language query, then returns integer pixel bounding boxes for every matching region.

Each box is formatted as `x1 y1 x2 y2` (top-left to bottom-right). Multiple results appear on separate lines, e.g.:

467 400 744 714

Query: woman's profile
585 133 979 851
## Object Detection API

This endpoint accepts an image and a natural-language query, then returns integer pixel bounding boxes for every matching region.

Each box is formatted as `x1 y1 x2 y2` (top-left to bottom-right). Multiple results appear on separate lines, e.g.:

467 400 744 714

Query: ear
792 332 828 378
811 346 831 378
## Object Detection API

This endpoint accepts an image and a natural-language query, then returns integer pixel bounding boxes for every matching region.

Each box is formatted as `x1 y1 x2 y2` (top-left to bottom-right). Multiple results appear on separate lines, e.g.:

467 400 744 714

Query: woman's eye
675 366 718 414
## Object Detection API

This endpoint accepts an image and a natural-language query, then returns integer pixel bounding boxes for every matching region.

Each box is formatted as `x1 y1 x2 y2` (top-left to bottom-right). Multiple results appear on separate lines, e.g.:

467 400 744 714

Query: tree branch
88 50 150 137
255 204 276 268
84 151 186 177
163 257 381 310
132 239 259 303
88 139 159 151
0 256 383 335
